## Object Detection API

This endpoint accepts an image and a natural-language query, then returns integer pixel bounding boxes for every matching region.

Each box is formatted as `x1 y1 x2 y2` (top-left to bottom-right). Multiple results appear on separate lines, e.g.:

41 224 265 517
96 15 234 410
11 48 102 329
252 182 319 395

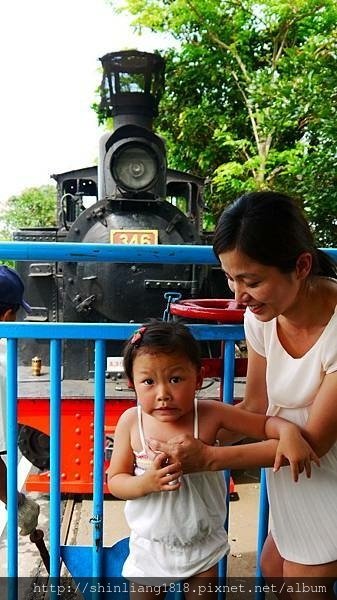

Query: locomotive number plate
110 229 158 244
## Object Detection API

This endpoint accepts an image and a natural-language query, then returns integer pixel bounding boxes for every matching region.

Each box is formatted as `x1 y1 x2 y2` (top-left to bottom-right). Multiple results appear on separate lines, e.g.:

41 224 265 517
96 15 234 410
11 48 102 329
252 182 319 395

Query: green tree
0 185 57 240
104 0 337 244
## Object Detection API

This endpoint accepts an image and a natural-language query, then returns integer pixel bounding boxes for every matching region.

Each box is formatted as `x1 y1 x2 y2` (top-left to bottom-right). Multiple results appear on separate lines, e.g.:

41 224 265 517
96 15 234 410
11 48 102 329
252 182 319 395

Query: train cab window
61 178 98 224
166 195 188 216
82 196 97 209
166 180 194 218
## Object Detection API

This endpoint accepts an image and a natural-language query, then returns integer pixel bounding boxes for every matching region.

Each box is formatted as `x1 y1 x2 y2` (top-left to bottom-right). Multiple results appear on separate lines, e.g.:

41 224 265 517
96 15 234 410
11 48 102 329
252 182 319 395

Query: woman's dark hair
123 319 202 382
213 191 337 277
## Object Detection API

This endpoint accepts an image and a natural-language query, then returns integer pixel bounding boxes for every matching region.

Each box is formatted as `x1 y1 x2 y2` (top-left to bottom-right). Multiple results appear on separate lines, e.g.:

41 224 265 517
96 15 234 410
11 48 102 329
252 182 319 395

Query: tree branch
272 4 326 66
184 0 251 82
265 165 286 186
230 70 260 149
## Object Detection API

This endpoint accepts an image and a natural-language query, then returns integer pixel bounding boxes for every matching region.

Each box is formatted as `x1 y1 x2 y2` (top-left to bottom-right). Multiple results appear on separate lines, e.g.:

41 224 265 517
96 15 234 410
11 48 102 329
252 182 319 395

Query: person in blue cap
0 265 40 535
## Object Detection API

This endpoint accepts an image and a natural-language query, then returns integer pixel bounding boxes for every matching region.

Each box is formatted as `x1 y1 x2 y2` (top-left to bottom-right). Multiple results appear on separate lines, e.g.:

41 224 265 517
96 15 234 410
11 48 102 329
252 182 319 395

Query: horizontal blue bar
0 322 244 341
322 248 337 261
0 242 218 264
0 241 336 263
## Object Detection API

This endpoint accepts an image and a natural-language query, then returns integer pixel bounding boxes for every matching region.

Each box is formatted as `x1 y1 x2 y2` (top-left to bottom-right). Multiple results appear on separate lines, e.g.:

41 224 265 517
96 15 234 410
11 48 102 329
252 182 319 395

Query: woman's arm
215 342 269 444
107 410 182 499
241 341 268 414
300 370 337 457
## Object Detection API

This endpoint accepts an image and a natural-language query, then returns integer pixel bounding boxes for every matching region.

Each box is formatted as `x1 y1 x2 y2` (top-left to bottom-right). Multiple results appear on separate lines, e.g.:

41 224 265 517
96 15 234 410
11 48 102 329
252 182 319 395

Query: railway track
26 494 130 599
27 496 127 573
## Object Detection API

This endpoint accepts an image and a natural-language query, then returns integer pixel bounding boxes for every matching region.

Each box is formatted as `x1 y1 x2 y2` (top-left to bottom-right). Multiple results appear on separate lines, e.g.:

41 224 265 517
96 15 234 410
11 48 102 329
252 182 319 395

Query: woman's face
218 248 304 321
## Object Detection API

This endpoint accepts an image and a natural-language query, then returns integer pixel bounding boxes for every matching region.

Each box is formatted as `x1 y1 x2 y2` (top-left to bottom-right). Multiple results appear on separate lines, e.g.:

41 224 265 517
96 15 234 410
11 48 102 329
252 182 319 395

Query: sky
0 0 171 209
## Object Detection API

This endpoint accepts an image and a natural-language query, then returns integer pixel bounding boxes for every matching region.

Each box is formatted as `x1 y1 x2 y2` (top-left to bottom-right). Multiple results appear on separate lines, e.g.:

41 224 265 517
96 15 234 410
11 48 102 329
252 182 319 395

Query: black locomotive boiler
15 50 224 381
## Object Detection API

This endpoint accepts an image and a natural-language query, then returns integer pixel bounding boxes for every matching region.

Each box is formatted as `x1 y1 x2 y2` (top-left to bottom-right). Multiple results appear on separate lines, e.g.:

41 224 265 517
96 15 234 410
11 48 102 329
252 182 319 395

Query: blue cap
0 266 31 313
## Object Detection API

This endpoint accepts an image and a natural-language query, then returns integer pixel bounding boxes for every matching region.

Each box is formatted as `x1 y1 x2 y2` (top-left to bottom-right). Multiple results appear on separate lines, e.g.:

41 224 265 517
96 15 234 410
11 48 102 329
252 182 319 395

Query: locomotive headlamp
111 143 159 191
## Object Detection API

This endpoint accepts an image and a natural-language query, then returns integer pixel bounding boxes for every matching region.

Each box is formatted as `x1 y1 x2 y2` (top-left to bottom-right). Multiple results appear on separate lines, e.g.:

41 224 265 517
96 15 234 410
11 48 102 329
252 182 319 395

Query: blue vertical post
50 339 62 582
6 338 18 600
219 340 236 584
255 469 269 599
223 340 235 405
92 339 106 579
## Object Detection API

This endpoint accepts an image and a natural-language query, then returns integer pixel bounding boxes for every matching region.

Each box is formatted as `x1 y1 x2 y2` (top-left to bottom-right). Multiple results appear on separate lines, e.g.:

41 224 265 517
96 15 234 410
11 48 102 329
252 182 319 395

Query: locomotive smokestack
98 50 167 201
99 50 165 131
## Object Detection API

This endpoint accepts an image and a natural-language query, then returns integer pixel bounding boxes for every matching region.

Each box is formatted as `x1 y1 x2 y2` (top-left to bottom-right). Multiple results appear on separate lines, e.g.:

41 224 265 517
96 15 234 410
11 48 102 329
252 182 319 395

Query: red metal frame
18 397 134 494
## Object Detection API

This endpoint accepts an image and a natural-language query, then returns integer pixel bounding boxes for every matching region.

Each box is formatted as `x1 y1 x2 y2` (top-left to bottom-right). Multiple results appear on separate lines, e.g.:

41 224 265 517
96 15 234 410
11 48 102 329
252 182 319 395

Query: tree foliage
104 0 337 244
0 186 57 241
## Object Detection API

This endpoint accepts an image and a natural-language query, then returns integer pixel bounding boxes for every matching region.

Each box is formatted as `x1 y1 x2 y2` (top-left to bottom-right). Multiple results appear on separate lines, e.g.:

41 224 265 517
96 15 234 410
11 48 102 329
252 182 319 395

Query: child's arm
148 401 319 481
210 400 319 481
148 435 280 472
265 417 320 481
107 409 182 500
211 343 269 446
148 434 317 481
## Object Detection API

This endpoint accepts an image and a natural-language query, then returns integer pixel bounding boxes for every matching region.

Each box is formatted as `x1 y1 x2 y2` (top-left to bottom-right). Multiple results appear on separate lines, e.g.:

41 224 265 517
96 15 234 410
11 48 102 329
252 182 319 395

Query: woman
149 191 337 598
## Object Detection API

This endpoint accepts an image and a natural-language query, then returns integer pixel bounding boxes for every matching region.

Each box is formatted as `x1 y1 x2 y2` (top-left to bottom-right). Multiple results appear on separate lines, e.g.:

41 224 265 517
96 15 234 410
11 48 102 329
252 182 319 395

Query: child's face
132 349 203 422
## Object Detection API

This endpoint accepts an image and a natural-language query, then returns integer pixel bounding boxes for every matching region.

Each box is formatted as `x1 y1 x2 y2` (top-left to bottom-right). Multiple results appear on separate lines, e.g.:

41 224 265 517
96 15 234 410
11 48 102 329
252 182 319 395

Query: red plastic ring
169 299 245 323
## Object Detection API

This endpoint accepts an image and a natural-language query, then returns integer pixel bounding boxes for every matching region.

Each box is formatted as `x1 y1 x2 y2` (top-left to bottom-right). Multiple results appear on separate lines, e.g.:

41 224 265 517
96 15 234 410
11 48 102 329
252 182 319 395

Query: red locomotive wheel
170 298 246 323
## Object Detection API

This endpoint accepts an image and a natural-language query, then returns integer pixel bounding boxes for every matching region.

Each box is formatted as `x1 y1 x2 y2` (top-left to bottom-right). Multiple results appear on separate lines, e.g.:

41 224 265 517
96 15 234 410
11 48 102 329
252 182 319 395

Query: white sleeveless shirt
122 397 229 581
245 307 337 564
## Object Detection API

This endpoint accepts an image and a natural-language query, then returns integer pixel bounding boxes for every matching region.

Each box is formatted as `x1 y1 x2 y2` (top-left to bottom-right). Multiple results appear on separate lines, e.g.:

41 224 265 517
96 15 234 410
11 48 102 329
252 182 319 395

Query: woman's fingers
304 458 312 479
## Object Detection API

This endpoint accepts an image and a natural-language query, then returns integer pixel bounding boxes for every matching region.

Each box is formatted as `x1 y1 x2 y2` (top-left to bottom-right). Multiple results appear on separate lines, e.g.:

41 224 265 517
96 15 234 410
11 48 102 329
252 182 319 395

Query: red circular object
169 298 245 323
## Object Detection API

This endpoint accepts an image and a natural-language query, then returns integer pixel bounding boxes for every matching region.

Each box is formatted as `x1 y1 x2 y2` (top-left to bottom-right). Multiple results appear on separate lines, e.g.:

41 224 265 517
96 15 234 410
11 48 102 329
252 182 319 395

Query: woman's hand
147 435 211 473
273 428 320 482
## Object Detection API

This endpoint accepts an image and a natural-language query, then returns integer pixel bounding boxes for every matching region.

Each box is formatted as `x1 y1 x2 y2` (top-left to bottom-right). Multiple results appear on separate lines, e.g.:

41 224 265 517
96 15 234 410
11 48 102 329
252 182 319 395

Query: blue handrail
0 240 335 263
3 241 335 598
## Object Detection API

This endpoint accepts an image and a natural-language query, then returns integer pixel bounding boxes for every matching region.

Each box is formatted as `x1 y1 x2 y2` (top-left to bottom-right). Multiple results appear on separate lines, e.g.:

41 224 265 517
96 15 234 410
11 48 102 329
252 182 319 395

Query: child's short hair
123 319 202 382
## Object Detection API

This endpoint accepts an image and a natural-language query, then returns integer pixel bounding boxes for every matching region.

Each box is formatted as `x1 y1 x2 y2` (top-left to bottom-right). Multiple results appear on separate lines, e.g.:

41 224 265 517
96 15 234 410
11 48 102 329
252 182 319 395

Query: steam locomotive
14 51 228 492
15 50 224 380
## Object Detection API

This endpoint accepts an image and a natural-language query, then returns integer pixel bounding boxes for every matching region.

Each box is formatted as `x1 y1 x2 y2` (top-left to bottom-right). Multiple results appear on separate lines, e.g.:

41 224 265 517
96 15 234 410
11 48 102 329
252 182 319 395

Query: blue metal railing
0 240 335 263
6 240 335 596
4 322 243 580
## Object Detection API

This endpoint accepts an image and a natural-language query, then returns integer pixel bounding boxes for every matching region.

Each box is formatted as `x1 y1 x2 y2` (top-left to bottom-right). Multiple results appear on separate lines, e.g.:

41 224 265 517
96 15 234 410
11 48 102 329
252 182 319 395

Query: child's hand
273 429 320 482
142 453 182 493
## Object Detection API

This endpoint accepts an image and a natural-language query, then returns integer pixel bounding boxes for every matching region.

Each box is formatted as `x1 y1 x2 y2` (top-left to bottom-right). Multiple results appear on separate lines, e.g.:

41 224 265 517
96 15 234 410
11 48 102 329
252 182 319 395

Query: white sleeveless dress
245 307 337 564
122 397 229 582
